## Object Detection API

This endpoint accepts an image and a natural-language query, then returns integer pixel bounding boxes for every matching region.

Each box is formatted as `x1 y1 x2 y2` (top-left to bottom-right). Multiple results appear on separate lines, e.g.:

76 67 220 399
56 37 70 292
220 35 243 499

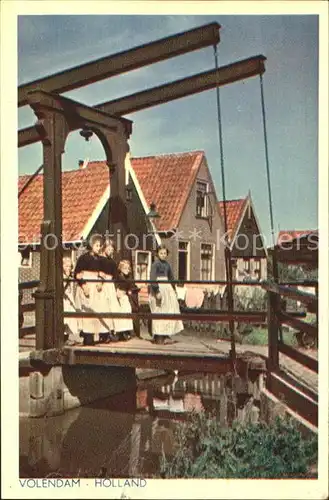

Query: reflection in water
20 371 261 478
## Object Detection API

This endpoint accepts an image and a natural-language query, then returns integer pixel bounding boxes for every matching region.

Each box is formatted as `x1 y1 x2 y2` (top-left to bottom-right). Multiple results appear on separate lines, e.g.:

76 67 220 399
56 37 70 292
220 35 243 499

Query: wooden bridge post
29 105 68 350
19 288 24 330
267 290 280 372
103 128 131 260
34 221 53 350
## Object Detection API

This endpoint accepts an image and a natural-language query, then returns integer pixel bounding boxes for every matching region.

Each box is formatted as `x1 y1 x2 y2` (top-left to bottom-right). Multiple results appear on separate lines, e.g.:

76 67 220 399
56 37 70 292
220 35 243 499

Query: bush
234 286 267 312
241 327 299 347
160 413 317 479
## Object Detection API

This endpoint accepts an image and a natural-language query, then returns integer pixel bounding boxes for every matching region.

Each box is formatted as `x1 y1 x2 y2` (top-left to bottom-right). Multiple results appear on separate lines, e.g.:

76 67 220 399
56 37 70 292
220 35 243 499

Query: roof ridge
19 153 205 177
131 150 204 161
218 197 247 204
18 162 108 179
279 229 317 233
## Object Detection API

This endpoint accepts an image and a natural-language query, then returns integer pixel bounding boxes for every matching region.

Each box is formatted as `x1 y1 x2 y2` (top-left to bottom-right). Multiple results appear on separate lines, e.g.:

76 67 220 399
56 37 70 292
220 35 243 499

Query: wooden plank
18 23 220 107
19 280 40 290
64 310 268 323
266 371 318 427
65 348 236 373
278 341 318 373
279 311 318 337
27 90 131 133
261 281 317 307
19 56 266 147
19 326 35 337
276 368 318 402
21 303 35 313
267 291 279 371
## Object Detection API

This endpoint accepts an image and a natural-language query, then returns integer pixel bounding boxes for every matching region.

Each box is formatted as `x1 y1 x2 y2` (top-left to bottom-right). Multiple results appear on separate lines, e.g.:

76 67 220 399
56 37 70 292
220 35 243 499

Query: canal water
19 370 262 478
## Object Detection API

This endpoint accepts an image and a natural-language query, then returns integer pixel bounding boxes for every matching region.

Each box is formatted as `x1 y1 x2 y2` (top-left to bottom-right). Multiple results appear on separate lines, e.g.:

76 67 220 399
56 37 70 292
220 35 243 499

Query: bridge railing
61 278 304 332
18 277 311 344
260 279 318 427
261 280 318 373
18 280 39 337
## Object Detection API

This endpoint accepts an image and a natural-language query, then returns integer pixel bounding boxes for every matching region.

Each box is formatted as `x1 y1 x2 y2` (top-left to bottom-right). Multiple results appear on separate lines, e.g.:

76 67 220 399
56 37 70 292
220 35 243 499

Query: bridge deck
20 334 267 374
20 333 317 392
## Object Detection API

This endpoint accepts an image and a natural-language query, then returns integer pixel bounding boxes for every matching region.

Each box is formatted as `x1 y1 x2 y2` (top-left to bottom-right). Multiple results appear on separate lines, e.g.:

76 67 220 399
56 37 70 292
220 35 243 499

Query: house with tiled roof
127 151 226 285
18 150 226 288
275 229 318 268
277 230 318 246
218 192 267 281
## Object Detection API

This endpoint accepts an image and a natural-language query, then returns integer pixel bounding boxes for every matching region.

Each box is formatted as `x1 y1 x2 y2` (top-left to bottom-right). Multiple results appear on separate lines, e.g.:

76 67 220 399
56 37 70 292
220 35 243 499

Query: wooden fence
261 281 318 426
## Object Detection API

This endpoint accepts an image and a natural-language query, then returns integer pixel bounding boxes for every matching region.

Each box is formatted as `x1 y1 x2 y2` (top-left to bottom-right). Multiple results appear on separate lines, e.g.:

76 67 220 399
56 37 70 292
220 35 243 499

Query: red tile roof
218 198 247 241
277 230 318 246
18 151 204 243
19 163 109 244
130 151 204 231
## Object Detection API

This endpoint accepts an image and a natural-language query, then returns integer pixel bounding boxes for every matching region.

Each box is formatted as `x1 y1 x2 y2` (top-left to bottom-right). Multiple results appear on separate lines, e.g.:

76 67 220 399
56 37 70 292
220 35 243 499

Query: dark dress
74 252 103 278
149 259 175 293
114 271 139 335
117 272 140 337
98 255 117 277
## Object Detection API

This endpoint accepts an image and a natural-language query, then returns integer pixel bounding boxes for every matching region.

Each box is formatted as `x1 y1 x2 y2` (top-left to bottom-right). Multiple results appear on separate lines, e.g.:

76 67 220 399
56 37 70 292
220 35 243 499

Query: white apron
115 289 134 333
75 271 110 340
149 277 184 337
63 279 81 343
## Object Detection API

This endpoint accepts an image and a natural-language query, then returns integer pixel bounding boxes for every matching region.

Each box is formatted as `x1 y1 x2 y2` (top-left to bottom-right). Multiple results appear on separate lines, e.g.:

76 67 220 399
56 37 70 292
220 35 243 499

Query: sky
18 14 319 244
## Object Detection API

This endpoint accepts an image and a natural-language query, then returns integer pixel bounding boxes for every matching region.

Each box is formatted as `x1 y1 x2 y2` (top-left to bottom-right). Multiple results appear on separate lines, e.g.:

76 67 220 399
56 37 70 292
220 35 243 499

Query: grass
179 323 299 348
241 327 298 347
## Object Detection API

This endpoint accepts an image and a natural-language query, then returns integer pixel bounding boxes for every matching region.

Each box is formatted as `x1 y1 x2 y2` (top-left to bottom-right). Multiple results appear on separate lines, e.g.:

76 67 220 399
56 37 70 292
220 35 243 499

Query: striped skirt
149 277 184 337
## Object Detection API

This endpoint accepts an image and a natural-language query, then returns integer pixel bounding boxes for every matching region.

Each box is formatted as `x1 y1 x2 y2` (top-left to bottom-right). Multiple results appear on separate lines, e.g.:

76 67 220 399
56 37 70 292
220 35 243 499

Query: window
231 258 238 281
200 243 214 281
135 251 151 280
243 258 250 273
253 259 261 280
19 248 32 268
196 181 208 217
126 186 133 202
178 241 190 281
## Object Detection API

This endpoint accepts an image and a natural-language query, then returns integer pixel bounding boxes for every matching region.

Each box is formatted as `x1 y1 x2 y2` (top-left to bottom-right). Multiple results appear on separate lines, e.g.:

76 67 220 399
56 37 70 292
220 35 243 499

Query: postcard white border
1 1 328 499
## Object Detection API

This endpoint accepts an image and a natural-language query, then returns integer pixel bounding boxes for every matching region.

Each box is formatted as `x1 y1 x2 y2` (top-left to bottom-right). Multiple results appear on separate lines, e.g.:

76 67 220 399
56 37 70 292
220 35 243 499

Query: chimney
78 159 89 169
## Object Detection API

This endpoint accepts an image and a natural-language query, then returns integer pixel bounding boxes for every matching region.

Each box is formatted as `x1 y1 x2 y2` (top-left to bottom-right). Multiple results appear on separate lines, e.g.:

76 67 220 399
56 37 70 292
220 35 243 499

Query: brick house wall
163 158 226 282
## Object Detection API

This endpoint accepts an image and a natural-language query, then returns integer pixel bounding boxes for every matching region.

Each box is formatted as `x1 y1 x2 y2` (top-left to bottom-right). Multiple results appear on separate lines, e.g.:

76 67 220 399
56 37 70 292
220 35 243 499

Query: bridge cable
259 73 276 250
259 73 279 287
18 164 44 198
213 44 237 370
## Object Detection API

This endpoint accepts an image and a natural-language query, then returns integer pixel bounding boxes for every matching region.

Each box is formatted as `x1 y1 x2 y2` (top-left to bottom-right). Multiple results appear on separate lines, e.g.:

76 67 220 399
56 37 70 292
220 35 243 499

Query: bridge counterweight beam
18 23 221 107
18 56 266 148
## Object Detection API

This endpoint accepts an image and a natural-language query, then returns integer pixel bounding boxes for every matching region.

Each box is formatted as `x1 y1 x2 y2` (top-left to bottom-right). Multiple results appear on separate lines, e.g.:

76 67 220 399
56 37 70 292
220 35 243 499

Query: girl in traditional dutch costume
63 257 81 346
149 245 184 344
74 235 111 346
115 260 136 341
99 238 119 343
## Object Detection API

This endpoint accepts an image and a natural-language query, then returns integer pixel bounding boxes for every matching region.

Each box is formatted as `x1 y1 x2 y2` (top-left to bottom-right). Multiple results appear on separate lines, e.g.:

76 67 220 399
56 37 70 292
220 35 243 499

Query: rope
259 73 276 249
213 44 236 368
18 164 43 198
213 45 229 237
